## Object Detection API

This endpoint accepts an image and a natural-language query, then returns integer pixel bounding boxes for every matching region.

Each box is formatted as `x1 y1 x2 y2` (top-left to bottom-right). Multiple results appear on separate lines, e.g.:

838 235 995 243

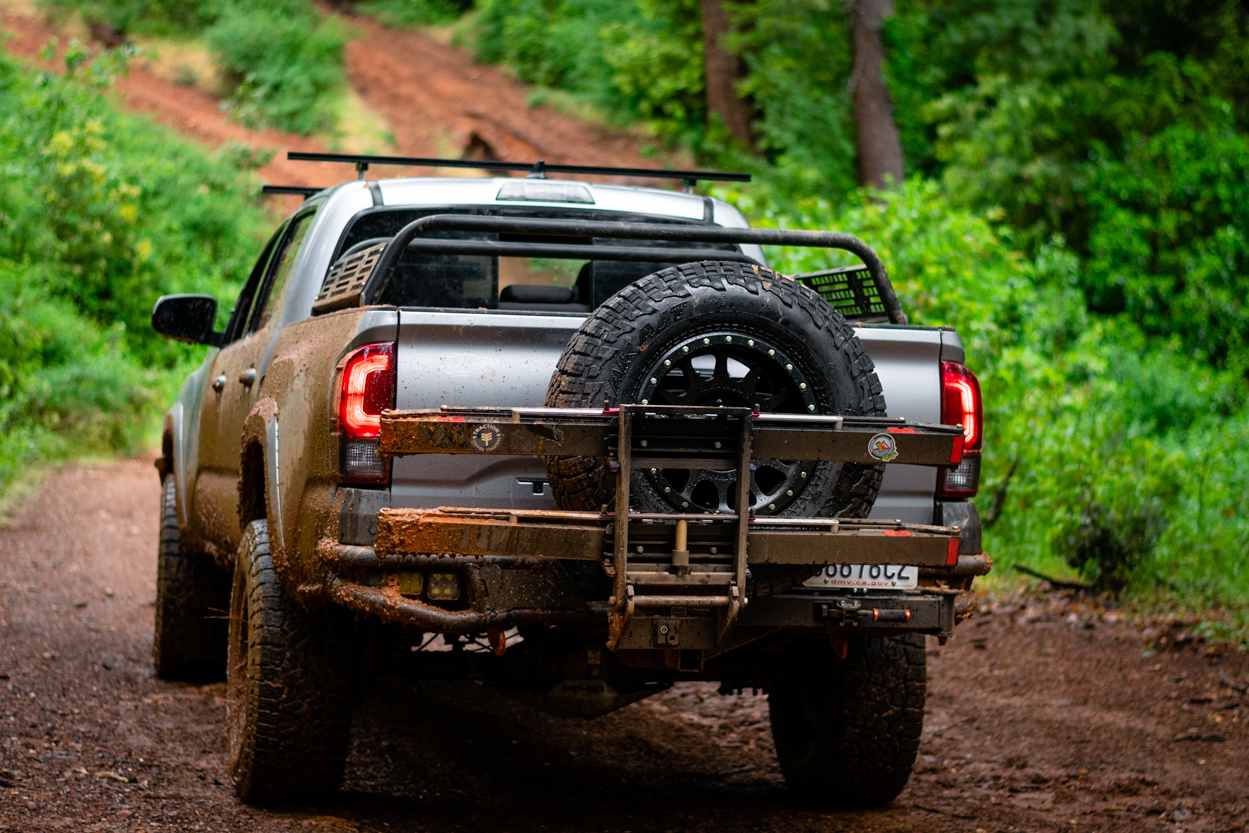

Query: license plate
804 564 918 590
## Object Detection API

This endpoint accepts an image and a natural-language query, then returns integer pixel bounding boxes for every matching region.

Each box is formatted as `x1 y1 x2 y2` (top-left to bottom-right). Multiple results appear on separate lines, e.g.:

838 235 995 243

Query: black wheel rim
634 331 818 515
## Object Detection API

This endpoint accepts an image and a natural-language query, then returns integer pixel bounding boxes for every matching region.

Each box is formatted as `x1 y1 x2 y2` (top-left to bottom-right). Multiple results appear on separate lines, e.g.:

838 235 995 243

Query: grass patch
0 42 272 501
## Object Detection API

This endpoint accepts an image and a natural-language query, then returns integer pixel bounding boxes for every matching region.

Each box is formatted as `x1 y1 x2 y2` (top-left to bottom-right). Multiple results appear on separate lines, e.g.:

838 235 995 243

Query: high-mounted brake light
938 361 982 499
338 343 395 482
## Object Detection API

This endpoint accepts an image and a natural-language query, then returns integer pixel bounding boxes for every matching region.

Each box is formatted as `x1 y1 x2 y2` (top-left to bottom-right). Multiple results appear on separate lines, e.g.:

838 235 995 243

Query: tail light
338 342 395 483
937 361 982 499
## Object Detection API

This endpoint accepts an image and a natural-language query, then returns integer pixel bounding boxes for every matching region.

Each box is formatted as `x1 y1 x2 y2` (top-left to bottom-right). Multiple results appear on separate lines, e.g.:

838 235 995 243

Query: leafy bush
37 0 215 36
0 45 270 494
357 0 468 28
205 1 348 135
716 178 1249 604
38 0 349 135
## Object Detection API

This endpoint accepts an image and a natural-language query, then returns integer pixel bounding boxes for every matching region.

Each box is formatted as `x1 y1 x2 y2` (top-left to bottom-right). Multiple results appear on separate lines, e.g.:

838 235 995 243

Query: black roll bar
362 214 907 325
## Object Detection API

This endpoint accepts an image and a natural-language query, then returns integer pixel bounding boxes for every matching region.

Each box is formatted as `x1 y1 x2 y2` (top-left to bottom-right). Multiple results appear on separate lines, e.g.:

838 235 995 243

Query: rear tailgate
392 310 943 522
391 309 582 510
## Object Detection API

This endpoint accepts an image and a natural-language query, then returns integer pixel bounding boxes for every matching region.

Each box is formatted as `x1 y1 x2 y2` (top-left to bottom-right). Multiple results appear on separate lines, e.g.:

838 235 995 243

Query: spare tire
546 260 887 594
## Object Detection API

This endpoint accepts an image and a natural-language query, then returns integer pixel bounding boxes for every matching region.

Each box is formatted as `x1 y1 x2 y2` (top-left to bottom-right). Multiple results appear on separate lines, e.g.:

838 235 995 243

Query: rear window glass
333 207 739 311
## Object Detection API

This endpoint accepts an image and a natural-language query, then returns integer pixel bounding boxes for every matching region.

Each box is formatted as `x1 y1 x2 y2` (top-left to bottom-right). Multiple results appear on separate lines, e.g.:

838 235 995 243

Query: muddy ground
0 460 1246 832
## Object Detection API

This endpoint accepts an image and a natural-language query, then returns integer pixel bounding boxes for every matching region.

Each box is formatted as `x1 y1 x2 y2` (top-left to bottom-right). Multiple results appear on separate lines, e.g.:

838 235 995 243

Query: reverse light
338 342 395 482
937 361 982 499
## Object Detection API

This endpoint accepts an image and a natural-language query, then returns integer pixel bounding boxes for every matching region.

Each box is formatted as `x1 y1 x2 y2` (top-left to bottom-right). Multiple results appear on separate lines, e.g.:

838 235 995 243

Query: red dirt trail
0 460 1246 833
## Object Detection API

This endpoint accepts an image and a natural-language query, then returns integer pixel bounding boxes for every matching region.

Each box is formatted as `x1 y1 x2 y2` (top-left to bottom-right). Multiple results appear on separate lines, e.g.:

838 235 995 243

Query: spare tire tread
548 261 885 518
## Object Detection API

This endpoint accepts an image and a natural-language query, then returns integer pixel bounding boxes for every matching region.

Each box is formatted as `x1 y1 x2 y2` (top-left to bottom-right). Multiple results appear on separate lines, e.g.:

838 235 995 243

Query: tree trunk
848 0 904 188
701 0 755 149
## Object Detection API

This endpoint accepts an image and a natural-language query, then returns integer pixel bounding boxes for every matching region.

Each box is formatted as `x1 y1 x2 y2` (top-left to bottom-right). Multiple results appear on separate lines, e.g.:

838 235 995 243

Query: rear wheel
768 634 926 807
152 475 230 681
227 519 355 803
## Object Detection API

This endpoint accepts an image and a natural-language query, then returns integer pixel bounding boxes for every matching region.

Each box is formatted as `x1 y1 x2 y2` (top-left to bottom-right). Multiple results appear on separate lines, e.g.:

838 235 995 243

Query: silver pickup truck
150 154 989 808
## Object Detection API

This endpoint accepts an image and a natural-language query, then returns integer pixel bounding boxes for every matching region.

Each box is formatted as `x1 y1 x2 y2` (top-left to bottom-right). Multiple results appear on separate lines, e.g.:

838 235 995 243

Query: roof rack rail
261 185 323 200
285 151 751 192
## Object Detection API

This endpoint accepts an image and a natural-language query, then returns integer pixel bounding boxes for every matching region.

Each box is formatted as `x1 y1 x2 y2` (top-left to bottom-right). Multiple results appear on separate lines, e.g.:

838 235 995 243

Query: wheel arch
239 397 285 567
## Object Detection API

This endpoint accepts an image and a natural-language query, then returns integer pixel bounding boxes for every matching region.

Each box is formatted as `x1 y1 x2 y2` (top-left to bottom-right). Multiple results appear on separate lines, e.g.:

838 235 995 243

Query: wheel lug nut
650 377 657 385
682 346 689 353
786 489 794 496
650 468 657 474
808 404 815 411
748 340 755 347
725 336 733 343
703 337 711 345
799 382 807 390
768 349 775 356
769 503 776 511
786 364 793 371
664 487 671 493
664 360 671 367
641 399 649 405
681 501 689 508
800 471 807 478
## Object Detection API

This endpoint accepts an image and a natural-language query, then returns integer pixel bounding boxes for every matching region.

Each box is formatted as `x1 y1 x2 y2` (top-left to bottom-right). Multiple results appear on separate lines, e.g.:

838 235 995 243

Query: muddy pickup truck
150 153 989 807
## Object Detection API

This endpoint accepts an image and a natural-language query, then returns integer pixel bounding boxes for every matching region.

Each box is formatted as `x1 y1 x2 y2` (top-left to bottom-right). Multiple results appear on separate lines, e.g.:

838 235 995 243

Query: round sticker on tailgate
868 432 898 462
471 423 503 452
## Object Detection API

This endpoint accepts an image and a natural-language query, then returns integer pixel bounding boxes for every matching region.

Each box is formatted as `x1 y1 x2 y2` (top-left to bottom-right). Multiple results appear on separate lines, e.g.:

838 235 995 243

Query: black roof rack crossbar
262 185 323 199
286 151 751 187
362 214 907 324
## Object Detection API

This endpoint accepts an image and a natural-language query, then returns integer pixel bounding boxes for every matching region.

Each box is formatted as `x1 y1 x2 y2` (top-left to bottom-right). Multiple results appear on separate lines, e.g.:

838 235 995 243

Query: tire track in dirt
1 460 1246 832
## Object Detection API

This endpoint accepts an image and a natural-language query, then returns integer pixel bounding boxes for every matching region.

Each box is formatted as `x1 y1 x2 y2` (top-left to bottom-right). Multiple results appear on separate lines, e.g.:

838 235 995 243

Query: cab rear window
331 207 738 312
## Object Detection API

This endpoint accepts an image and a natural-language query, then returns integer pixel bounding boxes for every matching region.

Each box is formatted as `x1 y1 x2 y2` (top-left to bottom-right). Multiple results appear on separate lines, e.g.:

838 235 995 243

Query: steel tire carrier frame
351 405 971 656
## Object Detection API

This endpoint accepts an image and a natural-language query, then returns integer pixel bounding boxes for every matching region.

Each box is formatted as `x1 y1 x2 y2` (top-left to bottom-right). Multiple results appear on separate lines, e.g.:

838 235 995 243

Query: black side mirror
152 294 222 346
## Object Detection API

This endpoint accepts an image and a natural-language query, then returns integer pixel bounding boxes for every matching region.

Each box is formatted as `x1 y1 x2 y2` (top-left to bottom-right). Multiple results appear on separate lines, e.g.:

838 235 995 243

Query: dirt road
1 460 1246 832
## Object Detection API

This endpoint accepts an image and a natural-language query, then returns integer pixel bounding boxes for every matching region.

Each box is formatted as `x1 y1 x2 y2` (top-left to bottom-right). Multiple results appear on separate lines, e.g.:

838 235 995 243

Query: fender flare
163 403 189 529
240 398 285 566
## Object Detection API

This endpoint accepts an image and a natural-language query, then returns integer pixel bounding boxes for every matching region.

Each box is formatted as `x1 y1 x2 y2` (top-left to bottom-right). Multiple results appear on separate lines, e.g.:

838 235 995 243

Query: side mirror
151 294 222 345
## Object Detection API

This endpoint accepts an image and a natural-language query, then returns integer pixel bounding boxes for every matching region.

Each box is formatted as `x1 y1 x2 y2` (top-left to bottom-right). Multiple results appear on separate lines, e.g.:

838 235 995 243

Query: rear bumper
739 588 955 634
320 540 988 640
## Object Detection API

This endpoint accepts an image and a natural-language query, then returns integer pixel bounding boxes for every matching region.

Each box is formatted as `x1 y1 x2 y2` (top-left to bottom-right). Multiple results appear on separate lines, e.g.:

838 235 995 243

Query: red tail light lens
938 361 982 499
338 343 394 483
941 361 982 451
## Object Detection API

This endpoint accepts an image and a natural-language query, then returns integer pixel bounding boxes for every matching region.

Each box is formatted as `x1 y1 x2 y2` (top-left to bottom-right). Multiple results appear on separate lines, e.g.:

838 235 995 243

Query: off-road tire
227 520 355 803
152 475 230 681
768 634 926 806
546 261 886 596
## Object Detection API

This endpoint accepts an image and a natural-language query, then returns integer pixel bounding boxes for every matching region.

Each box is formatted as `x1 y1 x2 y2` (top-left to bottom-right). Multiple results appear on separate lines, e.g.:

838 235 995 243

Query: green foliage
38 0 349 135
205 1 348 135
38 0 215 36
0 45 270 494
1084 119 1249 369
474 0 706 139
357 0 467 28
720 178 1249 604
